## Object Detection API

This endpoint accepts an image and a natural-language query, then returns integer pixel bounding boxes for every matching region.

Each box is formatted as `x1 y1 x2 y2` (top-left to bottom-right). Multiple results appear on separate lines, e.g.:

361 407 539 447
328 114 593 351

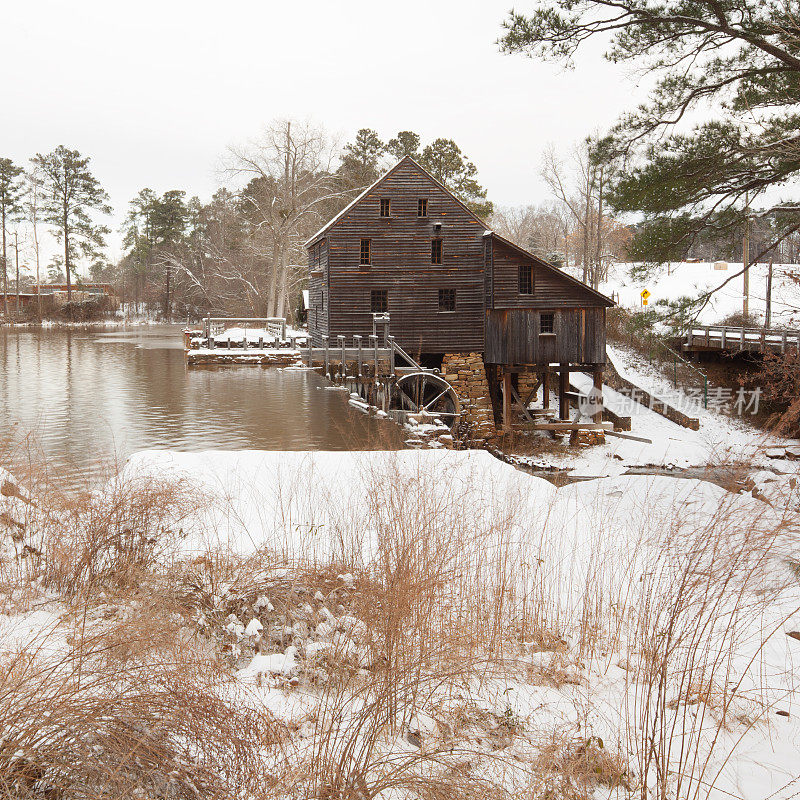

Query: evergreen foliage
0 158 25 313
500 0 800 260
31 146 111 298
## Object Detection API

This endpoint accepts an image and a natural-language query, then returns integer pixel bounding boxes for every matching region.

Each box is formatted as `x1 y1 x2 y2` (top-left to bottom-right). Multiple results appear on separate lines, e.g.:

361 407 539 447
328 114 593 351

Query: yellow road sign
641 289 651 300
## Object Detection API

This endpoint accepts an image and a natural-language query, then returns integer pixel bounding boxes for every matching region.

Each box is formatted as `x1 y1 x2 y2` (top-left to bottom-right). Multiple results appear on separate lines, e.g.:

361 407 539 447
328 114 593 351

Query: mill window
371 289 388 313
380 198 390 217
519 264 533 295
360 239 371 265
540 313 555 334
431 239 442 265
438 288 456 312
418 198 428 217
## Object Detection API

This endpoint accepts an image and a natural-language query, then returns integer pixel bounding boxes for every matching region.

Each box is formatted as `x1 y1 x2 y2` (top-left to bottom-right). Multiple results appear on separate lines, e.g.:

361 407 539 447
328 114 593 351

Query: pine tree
0 158 24 316
419 139 493 218
386 131 421 161
500 0 800 260
339 129 386 187
31 146 111 301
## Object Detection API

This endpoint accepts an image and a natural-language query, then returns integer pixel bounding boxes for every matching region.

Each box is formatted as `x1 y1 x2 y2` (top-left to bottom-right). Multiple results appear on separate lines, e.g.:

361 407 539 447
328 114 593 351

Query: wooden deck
683 325 800 355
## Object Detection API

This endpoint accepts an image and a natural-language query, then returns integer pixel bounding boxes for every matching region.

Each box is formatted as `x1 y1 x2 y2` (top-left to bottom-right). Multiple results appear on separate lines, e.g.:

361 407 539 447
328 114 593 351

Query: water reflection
0 325 402 488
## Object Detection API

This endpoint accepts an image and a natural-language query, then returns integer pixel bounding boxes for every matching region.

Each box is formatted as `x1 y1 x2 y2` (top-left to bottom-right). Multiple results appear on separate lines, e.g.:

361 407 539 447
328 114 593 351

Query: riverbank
2 448 798 798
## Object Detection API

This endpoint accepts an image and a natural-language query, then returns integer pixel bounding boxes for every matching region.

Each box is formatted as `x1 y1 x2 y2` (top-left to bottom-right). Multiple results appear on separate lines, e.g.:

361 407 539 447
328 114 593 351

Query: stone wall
441 353 496 441
517 371 541 407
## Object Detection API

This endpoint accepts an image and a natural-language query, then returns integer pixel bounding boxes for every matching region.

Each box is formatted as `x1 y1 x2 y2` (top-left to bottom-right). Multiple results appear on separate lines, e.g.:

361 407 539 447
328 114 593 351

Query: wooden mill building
306 156 614 434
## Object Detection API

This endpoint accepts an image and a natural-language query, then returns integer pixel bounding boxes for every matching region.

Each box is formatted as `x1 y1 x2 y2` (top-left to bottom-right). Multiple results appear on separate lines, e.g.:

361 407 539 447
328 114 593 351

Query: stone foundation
517 371 542 407
569 429 606 446
441 353 496 441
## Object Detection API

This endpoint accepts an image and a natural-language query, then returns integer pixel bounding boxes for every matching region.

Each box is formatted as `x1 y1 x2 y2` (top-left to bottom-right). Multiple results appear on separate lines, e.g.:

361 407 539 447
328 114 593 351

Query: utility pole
165 263 171 321
765 259 773 329
743 194 751 319
12 231 20 314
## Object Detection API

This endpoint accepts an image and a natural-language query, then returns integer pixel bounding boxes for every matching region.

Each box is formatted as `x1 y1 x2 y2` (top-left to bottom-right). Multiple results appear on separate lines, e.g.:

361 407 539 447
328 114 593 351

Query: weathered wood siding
306 157 612 364
490 237 603 309
484 308 606 365
307 238 329 347
323 159 486 354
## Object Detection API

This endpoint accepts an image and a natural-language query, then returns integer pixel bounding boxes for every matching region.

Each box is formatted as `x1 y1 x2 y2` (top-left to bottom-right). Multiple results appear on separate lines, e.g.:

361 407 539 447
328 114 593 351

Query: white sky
3 0 639 270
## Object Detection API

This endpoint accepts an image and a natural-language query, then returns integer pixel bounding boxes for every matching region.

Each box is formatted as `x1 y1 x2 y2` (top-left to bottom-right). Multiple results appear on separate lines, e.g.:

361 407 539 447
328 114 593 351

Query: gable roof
305 156 614 307
488 231 615 307
305 155 487 247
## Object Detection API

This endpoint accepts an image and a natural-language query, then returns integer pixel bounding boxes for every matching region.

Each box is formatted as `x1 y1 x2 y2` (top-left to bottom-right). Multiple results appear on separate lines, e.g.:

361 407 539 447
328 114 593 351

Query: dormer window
418 198 428 217
380 198 390 217
360 239 371 265
431 239 442 265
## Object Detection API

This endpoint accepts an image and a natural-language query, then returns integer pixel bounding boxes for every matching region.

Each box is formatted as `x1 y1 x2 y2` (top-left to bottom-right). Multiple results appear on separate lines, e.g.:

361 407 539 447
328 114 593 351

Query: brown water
0 325 401 488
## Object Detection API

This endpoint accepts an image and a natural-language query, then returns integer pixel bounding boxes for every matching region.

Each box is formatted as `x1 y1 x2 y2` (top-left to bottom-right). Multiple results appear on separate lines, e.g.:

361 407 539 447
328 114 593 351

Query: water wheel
389 372 460 427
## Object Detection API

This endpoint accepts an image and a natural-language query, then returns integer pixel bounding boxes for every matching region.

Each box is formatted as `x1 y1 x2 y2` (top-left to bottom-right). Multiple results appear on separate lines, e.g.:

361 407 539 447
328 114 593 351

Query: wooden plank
502 371 512 431
559 364 570 421
605 430 652 443
532 422 613 431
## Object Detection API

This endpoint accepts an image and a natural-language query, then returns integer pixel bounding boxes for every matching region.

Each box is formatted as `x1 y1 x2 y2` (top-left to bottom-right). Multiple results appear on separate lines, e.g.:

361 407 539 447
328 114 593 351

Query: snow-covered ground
600 260 800 327
3 447 800 797
115 451 800 796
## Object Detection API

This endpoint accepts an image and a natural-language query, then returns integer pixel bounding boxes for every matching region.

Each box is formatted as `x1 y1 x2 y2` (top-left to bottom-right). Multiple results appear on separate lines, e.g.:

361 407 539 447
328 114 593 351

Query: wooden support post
338 335 346 379
592 369 603 423
208 336 215 350
388 335 396 374
242 323 248 350
369 334 379 381
720 328 726 349
559 364 569 421
323 336 329 377
542 372 550 410
502 370 512 431
354 335 363 377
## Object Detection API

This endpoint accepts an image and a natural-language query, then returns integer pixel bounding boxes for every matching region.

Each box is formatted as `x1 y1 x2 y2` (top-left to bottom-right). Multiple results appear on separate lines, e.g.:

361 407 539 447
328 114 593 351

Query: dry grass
2 438 800 799
0 625 283 799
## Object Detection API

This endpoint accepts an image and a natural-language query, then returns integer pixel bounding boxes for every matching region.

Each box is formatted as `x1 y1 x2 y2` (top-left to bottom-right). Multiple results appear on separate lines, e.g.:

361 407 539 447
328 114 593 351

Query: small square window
431 239 442 265
380 198 390 217
360 239 371 265
371 289 388 313
519 264 533 295
418 198 428 217
540 313 555 334
438 288 455 312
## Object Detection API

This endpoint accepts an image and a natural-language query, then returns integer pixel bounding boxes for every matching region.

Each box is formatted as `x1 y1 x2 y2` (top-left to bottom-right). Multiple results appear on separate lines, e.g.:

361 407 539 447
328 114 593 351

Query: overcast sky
4 0 640 265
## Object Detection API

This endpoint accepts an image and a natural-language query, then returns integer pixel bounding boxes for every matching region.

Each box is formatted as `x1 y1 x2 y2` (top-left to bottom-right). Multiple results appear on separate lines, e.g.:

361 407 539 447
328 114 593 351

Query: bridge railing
202 317 287 341
685 325 800 352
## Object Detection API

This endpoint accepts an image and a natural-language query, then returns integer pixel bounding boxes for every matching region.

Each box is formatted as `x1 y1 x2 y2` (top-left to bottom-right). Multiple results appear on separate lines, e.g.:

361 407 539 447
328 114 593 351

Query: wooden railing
202 317 287 340
684 325 800 353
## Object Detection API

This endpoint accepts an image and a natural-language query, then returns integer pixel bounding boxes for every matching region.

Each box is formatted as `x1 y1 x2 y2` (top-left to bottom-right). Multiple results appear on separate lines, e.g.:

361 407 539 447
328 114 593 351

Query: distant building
33 282 118 308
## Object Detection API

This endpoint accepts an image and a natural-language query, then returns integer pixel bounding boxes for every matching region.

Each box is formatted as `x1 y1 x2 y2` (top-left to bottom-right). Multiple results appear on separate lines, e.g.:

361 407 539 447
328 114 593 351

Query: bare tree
541 142 629 287
24 166 44 316
225 119 348 318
